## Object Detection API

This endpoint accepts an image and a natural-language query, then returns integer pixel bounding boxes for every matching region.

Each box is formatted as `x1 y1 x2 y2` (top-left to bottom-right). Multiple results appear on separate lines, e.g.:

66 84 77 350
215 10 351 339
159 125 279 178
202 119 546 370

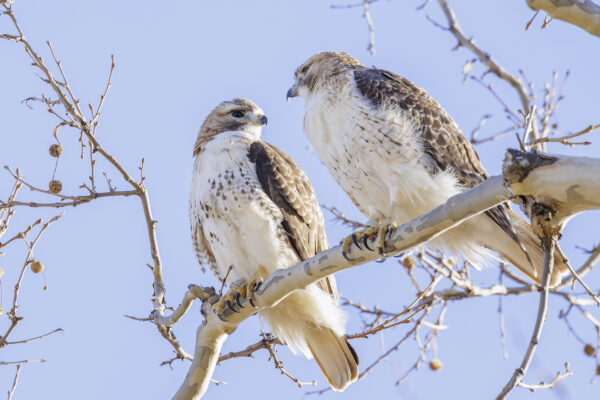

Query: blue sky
1 1 599 399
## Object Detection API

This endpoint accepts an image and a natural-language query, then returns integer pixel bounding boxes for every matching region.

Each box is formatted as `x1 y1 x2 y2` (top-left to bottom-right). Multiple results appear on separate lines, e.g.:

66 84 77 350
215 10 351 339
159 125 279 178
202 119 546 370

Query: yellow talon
213 266 269 320
376 223 397 256
341 225 380 255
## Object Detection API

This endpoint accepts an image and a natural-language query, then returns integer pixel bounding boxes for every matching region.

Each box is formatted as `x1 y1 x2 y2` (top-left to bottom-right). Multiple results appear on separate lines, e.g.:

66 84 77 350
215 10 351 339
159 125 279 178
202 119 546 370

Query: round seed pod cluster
49 180 62 194
585 344 596 357
30 260 44 274
429 359 443 371
49 144 63 157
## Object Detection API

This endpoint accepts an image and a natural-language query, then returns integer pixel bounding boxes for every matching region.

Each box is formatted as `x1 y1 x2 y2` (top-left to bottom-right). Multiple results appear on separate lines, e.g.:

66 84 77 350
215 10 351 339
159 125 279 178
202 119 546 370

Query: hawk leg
213 266 268 321
375 222 396 257
341 223 396 259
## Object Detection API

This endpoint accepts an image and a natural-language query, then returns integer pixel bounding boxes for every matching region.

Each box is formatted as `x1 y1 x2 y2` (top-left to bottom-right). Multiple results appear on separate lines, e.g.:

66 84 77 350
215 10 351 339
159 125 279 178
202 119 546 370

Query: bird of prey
287 52 569 286
189 98 358 390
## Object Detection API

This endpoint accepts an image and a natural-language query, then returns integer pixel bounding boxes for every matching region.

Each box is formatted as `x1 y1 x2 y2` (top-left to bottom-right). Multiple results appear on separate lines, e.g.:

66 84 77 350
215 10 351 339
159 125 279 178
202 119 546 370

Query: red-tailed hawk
287 52 569 286
189 98 358 390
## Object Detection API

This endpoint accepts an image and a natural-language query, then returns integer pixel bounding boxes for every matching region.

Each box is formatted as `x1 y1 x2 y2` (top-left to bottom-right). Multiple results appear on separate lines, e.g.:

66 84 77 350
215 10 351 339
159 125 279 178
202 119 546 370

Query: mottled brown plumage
353 68 523 248
288 52 570 286
190 99 357 390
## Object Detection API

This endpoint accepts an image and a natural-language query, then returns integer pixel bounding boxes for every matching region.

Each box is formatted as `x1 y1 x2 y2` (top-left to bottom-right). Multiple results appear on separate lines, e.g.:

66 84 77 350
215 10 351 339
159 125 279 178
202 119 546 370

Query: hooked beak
258 114 268 126
286 84 298 102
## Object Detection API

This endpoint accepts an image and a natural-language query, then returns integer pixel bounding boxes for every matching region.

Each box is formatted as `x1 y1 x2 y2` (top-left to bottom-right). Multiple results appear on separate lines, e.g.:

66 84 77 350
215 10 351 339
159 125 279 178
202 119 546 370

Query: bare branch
218 334 282 364
4 328 63 345
517 362 573 392
527 123 599 148
363 0 376 55
322 205 366 229
435 0 531 114
6 364 21 400
0 213 63 349
264 334 317 388
0 359 45 365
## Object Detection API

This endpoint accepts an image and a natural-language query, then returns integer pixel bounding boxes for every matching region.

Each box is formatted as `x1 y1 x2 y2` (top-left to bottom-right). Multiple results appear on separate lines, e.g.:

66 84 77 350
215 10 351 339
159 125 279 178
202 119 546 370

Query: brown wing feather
248 141 336 296
354 69 487 186
353 68 527 248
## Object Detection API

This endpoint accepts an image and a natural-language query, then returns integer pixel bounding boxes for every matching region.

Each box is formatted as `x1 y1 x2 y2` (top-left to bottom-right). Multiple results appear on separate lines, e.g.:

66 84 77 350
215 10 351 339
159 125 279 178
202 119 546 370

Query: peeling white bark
503 149 600 226
527 0 600 37
173 150 600 399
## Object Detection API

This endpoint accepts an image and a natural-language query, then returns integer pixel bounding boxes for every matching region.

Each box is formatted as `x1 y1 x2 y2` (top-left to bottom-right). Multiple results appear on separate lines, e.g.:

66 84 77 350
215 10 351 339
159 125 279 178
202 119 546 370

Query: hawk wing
248 141 337 296
353 68 521 245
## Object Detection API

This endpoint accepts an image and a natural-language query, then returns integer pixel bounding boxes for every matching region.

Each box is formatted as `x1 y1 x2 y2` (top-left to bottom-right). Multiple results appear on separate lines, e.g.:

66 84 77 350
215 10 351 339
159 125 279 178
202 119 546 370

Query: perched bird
189 98 358 390
287 52 569 286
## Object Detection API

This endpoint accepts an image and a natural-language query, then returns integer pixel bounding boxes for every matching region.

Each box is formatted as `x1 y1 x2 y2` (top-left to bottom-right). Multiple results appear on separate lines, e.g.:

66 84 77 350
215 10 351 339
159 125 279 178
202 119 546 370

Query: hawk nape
287 51 570 286
189 98 358 391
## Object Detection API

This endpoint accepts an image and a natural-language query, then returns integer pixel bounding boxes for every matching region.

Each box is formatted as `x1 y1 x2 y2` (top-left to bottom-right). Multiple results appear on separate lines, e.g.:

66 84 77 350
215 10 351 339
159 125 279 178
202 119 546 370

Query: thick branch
174 149 600 399
174 176 512 399
503 149 600 225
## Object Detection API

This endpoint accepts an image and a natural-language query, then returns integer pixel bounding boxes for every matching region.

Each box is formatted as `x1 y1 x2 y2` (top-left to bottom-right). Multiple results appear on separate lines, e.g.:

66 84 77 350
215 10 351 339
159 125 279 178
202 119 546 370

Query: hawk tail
306 327 359 391
485 209 570 287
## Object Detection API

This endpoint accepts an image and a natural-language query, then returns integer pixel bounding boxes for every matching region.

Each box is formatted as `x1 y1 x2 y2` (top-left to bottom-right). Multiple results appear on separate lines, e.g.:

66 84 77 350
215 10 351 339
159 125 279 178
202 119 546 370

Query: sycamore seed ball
403 257 416 270
49 180 62 194
31 260 44 274
429 359 443 371
584 344 596 357
597 365 600 376
49 144 63 157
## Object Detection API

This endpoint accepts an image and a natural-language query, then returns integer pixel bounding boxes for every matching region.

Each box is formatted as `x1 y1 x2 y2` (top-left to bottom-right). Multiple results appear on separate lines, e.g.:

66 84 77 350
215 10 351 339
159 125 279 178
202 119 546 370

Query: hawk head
194 98 268 156
287 52 363 100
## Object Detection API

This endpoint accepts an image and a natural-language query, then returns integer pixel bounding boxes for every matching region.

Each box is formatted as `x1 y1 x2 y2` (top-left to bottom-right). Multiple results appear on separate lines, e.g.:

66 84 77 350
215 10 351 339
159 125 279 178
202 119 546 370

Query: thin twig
6 364 21 400
496 232 557 399
517 362 572 392
263 333 317 388
5 328 63 345
435 0 531 114
527 123 599 148
363 0 376 55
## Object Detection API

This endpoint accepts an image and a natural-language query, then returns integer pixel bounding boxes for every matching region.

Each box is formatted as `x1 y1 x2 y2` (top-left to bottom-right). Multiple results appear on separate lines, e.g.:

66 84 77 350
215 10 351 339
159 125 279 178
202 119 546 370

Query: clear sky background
1 1 599 399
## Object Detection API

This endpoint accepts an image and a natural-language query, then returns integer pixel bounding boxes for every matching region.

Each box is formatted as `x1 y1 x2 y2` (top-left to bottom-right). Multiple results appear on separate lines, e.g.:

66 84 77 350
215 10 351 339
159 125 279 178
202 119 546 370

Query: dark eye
301 65 310 74
231 110 244 118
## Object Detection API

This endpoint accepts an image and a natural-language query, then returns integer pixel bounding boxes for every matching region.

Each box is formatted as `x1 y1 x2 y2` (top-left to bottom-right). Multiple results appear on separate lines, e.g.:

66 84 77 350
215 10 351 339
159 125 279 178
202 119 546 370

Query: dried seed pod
403 257 416 270
429 359 443 371
597 365 600 376
584 344 596 357
49 144 63 157
49 180 62 194
0 267 4 279
31 260 44 274
0 307 3 315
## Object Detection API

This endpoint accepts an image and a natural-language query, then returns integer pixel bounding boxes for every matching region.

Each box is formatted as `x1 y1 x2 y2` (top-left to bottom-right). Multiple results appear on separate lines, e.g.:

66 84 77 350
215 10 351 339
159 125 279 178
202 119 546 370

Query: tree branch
436 0 531 115
170 148 600 399
496 225 558 399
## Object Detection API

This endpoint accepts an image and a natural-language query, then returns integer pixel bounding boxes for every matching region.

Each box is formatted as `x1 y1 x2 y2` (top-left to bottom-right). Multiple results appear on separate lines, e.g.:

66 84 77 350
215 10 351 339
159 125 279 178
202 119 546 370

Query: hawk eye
231 110 244 118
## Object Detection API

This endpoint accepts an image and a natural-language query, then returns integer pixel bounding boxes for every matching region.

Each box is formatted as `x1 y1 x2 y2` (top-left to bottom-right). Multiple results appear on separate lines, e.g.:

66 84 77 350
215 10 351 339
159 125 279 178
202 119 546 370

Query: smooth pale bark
174 150 600 399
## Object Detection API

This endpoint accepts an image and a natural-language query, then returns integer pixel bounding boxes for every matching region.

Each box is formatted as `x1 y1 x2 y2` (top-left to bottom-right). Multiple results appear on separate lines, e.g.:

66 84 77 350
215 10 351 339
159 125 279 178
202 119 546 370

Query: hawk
189 98 358 390
287 52 569 286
